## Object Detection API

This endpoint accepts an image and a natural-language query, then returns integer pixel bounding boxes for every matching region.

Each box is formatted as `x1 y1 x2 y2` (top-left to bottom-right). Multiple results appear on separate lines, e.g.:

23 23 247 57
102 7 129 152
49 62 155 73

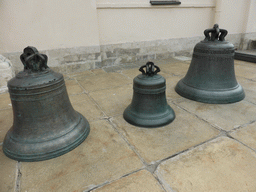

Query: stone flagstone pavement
1 58 256 192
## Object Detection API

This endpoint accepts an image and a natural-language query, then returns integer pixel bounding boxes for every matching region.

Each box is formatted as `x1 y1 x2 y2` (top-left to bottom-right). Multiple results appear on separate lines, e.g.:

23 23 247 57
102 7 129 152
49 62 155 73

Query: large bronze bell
175 24 245 103
3 46 90 161
123 62 175 128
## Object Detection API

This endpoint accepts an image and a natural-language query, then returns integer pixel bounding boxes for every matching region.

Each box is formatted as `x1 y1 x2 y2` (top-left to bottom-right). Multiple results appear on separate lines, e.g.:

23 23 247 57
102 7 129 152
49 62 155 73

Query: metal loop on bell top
20 46 49 72
204 24 228 41
139 62 160 76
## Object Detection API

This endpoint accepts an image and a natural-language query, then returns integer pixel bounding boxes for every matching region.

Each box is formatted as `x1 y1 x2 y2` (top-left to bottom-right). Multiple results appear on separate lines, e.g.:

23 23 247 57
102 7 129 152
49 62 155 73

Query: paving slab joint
85 82 132 94
75 79 89 94
145 162 161 173
229 119 256 133
86 93 108 117
85 168 143 192
119 71 133 80
74 79 108 118
108 118 148 166
0 107 11 111
227 135 256 154
218 130 229 137
158 134 221 166
172 101 222 131
100 116 111 121
243 99 256 106
85 181 110 192
14 162 21 192
151 172 168 192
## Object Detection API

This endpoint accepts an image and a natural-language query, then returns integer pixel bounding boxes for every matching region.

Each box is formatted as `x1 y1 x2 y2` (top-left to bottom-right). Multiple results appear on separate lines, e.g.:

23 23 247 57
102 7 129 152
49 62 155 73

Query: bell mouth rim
181 80 240 91
123 105 175 128
175 79 245 104
3 127 89 161
3 114 90 162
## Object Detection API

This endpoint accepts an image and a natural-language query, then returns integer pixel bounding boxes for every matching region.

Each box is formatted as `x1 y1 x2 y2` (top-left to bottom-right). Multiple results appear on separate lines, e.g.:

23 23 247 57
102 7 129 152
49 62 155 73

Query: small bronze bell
175 24 245 103
3 46 90 161
123 62 175 128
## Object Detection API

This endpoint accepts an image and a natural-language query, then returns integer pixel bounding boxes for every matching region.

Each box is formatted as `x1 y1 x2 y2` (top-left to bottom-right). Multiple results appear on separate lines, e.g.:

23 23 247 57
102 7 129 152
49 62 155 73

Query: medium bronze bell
123 62 175 128
175 24 245 103
3 46 90 161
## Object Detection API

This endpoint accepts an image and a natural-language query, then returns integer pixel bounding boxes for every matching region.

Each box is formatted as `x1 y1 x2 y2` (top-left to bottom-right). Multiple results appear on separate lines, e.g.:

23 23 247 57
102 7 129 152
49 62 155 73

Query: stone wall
3 46 101 75
2 32 256 75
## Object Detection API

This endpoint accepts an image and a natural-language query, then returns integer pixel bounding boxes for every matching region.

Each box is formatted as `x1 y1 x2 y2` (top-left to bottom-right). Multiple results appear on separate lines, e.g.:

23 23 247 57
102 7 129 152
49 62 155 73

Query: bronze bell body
175 24 245 104
3 47 90 162
123 62 175 128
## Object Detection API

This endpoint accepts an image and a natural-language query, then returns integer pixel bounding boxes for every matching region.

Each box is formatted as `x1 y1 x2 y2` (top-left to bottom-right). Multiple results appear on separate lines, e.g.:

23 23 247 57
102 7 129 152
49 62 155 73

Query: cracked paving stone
77 72 131 92
237 77 256 105
121 68 141 80
71 70 95 81
65 79 84 95
111 104 219 164
0 109 13 143
92 170 164 192
230 121 256 150
103 66 122 73
0 148 17 192
234 60 256 69
89 84 133 117
174 99 256 131
156 137 256 192
157 62 189 77
70 94 106 121
19 120 143 192
235 63 256 80
0 93 11 110
165 75 186 101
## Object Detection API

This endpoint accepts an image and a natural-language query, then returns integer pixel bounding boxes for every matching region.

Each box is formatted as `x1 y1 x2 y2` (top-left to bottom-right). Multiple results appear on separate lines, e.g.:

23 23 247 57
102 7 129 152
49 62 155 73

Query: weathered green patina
175 24 245 104
3 46 90 162
123 62 175 128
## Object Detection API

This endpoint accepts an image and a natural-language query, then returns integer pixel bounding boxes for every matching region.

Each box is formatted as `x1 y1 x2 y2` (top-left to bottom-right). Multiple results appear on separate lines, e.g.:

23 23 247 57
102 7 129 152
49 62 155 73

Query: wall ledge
5 32 256 75
96 3 215 9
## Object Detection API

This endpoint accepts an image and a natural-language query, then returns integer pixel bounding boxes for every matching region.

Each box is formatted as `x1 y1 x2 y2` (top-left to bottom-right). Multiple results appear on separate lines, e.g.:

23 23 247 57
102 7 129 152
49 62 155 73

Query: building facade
0 0 255 81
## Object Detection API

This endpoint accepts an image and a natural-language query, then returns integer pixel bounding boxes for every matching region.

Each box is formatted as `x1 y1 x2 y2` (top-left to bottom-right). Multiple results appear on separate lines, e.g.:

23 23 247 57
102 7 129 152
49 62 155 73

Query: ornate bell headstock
139 62 160 76
204 24 228 41
20 46 49 72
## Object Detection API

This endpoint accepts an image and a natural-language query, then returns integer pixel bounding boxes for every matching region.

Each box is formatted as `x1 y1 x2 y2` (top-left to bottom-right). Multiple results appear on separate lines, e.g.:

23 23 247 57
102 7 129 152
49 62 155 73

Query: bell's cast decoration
123 62 175 128
175 24 245 104
3 46 90 162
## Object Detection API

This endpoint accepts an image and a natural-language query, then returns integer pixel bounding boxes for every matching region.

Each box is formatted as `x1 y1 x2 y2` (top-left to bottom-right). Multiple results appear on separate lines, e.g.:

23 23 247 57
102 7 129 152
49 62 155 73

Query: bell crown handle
139 62 160 76
204 24 228 41
20 46 49 72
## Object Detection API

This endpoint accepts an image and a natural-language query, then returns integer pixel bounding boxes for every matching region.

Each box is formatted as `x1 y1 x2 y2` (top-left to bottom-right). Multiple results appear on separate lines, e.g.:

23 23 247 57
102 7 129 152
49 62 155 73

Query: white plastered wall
97 0 256 45
0 0 255 74
97 0 216 45
0 0 100 53
215 0 253 34
1 0 255 53
246 0 256 33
